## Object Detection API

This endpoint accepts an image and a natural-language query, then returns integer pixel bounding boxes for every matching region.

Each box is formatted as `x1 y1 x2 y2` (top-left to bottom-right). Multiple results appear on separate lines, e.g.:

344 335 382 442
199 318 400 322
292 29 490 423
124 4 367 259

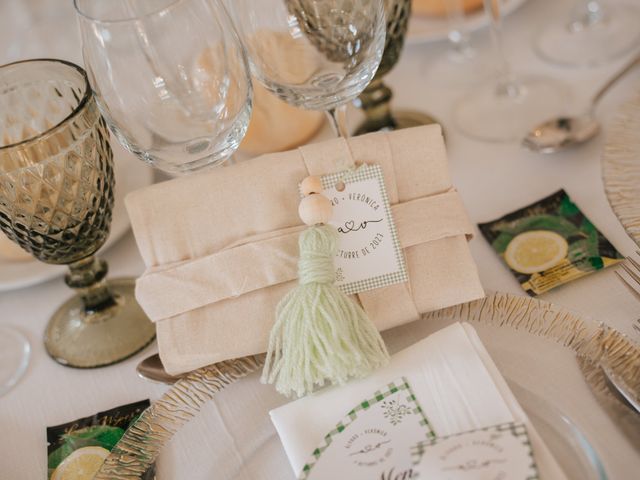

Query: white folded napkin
270 322 567 479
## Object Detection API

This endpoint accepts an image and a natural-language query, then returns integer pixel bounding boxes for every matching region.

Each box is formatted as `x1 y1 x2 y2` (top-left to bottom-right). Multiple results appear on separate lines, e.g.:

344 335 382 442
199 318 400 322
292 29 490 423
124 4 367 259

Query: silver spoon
136 353 184 384
136 352 267 384
523 54 640 154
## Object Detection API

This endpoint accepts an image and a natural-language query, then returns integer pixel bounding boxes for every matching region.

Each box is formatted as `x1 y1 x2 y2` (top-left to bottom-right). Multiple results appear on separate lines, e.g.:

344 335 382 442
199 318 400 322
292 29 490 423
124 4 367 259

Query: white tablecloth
1 0 639 478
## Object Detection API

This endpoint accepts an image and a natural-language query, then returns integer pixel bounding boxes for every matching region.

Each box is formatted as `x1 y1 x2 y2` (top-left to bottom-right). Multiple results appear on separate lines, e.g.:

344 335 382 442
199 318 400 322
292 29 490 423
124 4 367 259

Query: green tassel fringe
261 224 389 398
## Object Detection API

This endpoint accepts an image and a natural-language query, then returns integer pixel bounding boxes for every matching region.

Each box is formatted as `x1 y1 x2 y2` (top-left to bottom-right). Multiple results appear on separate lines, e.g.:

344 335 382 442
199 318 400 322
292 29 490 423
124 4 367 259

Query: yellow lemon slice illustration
504 230 569 274
51 446 110 480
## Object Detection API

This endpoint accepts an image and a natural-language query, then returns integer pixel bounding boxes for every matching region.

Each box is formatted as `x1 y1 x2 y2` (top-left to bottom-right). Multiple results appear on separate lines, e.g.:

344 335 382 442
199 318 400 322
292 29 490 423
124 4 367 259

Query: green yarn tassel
261 224 389 398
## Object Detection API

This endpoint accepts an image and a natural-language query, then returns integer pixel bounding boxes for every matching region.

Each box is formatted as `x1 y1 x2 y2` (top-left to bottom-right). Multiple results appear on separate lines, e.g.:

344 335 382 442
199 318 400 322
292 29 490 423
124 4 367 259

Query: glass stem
569 0 607 32
326 104 350 138
484 0 519 98
355 79 396 133
65 255 116 316
446 0 474 60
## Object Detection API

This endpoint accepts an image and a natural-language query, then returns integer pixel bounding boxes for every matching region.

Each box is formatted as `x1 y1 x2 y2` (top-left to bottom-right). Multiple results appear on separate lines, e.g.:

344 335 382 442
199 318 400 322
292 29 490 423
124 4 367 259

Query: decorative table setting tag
411 422 539 479
300 378 434 480
318 164 408 295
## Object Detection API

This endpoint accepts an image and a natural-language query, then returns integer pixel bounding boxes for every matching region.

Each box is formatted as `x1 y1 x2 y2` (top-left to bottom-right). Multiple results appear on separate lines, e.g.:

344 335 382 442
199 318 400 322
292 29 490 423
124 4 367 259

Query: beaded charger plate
95 293 639 479
602 88 640 247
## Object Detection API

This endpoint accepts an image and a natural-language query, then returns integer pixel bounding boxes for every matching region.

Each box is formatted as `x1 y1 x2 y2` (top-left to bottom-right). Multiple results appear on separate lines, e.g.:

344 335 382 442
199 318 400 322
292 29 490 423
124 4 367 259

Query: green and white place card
299 378 434 480
411 422 539 479
319 165 408 296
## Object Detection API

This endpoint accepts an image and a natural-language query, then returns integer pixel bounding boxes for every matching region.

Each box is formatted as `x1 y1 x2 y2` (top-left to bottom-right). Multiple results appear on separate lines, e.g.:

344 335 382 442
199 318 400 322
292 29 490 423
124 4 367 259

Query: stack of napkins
270 323 567 479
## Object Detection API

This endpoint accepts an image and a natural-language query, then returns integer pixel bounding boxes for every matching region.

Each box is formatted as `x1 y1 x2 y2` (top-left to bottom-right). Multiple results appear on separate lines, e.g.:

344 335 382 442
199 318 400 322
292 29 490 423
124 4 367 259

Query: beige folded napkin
126 126 484 375
270 322 567 479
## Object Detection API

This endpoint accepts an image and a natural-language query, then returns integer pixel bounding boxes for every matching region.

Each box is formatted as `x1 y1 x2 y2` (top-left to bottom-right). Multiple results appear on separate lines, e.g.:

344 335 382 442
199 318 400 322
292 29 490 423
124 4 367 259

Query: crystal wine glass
453 0 570 142
229 0 386 137
74 0 252 175
535 0 640 67
0 59 155 368
354 0 438 135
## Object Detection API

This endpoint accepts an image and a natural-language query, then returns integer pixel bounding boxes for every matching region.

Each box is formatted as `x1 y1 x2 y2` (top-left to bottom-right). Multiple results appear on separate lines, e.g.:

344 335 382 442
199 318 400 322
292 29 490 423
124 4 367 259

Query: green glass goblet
0 59 155 368
354 0 438 135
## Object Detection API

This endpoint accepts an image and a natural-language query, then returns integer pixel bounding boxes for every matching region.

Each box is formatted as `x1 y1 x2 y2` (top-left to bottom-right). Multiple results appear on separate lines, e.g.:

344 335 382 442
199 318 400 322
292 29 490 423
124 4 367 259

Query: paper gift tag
412 422 539 479
299 378 434 480
318 165 408 295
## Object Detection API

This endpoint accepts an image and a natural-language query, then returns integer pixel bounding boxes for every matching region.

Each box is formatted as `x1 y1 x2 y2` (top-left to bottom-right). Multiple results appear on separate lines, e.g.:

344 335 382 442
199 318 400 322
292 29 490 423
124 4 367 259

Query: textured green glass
0 59 154 368
0 70 114 264
355 0 438 134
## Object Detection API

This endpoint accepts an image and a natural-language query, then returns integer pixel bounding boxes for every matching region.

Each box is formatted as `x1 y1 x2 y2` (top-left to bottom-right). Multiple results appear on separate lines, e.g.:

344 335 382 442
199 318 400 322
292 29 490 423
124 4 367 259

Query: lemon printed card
478 190 622 296
47 399 154 480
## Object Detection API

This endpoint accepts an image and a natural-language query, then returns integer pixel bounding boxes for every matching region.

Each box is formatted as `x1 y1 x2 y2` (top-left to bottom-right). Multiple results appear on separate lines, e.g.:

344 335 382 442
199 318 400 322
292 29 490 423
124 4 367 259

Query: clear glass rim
0 58 91 153
74 0 186 25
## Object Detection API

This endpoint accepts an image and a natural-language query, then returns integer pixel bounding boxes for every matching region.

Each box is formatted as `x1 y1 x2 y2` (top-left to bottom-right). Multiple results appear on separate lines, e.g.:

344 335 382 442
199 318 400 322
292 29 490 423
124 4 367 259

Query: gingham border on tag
410 421 539 480
298 377 434 479
320 165 409 296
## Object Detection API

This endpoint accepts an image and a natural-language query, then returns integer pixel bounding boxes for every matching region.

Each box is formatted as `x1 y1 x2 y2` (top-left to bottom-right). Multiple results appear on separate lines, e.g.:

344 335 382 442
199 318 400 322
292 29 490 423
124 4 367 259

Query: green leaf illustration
559 195 580 217
500 215 579 239
48 443 74 471
492 232 514 254
62 425 124 451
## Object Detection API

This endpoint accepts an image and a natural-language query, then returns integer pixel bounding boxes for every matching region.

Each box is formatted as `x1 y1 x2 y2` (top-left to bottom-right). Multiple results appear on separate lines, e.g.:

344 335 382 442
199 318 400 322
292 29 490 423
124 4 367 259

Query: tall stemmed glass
425 0 492 88
0 59 155 368
454 0 569 142
535 0 640 67
355 0 438 135
74 0 252 175
230 0 386 138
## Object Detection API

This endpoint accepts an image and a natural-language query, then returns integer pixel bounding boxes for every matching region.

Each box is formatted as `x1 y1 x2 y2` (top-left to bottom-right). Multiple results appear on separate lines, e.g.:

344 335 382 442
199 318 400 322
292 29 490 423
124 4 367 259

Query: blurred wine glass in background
454 0 570 142
535 0 640 67
423 0 492 88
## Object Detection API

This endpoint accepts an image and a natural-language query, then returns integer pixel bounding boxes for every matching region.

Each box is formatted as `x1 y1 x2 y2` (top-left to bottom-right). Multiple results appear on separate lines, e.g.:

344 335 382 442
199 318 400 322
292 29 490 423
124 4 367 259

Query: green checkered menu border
410 421 539 480
298 377 434 479
320 165 408 296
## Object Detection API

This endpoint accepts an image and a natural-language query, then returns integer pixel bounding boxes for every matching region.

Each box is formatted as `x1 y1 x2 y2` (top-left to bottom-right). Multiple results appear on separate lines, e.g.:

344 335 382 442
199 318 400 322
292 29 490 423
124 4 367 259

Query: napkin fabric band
135 189 473 322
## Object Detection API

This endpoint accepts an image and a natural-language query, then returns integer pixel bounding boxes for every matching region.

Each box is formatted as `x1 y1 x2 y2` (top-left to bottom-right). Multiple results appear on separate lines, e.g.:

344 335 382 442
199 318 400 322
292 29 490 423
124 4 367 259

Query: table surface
1 0 639 478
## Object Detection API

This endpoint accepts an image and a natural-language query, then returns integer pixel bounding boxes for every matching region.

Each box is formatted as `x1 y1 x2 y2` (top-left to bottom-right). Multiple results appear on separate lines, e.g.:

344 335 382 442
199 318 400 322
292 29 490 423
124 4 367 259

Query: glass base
535 4 640 67
0 326 30 397
454 75 571 143
354 109 440 136
44 278 156 368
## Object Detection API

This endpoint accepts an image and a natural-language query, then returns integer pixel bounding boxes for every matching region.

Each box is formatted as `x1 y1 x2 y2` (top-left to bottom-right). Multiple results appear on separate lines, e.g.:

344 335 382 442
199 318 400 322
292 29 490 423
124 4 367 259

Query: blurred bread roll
0 232 32 262
194 41 324 156
412 0 483 17
239 81 324 156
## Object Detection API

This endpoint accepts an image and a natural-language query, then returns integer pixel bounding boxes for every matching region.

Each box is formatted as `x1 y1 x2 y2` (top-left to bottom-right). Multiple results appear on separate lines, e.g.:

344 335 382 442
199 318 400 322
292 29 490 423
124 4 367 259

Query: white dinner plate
406 0 529 45
96 293 636 479
0 139 154 292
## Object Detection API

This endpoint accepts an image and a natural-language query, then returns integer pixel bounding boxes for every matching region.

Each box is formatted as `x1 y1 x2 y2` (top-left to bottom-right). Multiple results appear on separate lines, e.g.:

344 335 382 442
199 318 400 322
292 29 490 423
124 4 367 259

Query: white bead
298 194 333 225
300 176 323 196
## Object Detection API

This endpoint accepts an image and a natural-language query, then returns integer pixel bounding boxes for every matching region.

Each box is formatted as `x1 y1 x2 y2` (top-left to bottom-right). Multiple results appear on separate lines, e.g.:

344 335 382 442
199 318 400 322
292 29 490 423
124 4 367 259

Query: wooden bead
300 176 323 196
298 193 332 225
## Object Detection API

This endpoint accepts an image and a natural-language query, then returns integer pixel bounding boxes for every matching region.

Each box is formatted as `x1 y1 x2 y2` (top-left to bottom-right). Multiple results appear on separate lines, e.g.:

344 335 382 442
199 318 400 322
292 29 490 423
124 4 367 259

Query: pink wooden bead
300 175 323 196
298 193 333 225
